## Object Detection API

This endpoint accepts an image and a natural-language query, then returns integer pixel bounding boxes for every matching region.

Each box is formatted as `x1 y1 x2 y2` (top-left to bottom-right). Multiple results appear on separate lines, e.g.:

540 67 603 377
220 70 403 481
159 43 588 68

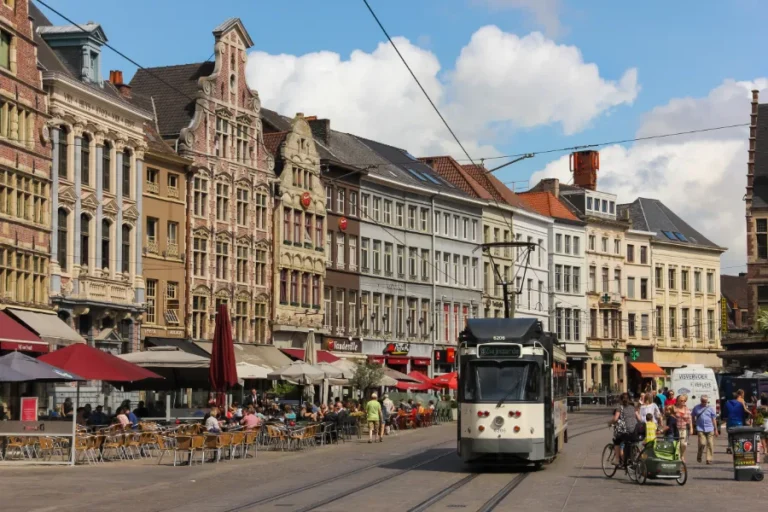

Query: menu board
20 397 38 422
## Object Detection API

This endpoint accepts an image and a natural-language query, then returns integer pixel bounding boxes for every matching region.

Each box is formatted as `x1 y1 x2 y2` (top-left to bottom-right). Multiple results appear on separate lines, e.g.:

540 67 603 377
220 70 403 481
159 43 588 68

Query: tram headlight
477 411 484 418
492 416 504 429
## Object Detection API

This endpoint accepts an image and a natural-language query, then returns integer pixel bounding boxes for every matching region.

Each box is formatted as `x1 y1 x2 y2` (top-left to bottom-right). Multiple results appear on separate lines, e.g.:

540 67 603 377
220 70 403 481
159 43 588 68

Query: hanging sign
384 342 410 356
301 192 312 209
338 217 348 232
721 297 728 334
20 397 38 422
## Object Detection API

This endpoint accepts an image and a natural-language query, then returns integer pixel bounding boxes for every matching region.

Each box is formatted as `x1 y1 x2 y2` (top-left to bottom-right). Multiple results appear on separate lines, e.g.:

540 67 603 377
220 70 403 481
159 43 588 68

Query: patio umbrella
117 348 210 391
210 304 238 407
377 374 398 387
40 343 162 382
0 351 84 382
408 371 437 389
433 371 458 390
267 361 325 385
316 362 344 379
395 380 434 392
236 362 270 380
331 358 357 379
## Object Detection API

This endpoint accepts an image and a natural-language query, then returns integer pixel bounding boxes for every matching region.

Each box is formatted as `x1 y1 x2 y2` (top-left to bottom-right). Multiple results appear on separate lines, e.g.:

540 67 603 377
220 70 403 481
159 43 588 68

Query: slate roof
260 108 293 132
144 121 180 158
617 197 723 250
130 62 215 139
721 274 748 309
753 103 768 208
518 191 581 223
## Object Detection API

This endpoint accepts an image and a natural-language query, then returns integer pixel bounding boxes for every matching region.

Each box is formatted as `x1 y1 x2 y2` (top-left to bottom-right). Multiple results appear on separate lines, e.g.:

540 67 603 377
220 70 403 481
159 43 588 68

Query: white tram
457 318 568 466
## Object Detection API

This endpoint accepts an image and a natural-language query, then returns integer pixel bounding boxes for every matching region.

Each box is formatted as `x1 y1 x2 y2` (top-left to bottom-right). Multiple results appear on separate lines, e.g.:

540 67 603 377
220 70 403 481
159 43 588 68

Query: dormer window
89 51 99 83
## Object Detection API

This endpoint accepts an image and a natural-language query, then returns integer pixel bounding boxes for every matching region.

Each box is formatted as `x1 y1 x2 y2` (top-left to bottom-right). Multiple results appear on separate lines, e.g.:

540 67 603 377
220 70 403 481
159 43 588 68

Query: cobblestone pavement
4 410 765 512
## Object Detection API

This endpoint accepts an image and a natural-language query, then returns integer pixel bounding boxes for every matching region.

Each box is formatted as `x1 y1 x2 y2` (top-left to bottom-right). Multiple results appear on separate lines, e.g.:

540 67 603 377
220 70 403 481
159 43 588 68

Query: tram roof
460 318 544 346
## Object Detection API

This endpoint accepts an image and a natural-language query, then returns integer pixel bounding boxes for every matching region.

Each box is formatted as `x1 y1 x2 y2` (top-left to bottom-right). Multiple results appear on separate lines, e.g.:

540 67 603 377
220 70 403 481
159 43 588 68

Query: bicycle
601 439 641 481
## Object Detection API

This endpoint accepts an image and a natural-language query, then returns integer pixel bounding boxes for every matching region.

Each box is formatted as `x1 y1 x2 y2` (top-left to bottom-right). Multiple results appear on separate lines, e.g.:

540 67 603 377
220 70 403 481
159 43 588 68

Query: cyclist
609 392 641 466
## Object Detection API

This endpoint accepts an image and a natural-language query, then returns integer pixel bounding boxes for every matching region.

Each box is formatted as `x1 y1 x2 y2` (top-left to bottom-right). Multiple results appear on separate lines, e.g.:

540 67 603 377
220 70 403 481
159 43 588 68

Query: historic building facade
131 19 274 345
263 114 326 347
0 0 53 316
137 123 192 346
37 17 150 352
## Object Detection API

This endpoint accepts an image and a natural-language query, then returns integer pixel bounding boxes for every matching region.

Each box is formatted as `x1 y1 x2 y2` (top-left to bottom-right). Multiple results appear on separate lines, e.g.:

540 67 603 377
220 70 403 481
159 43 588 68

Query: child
663 405 679 440
644 412 657 444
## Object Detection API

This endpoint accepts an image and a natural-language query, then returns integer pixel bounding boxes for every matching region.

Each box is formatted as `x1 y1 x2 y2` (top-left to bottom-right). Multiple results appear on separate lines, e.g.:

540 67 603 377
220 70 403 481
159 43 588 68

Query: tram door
544 363 554 456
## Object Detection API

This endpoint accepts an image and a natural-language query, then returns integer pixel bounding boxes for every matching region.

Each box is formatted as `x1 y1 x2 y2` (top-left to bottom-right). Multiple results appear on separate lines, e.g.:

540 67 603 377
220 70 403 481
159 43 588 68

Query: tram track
477 473 531 512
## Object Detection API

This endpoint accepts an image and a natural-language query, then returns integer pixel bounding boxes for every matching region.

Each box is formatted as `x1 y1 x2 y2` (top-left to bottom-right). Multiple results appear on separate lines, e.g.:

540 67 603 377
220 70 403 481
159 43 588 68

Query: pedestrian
665 389 677 407
674 394 692 462
726 389 751 428
691 394 718 464
655 387 667 410
663 405 678 441
243 388 258 408
640 393 662 426
366 392 383 443
644 413 657 445
382 393 395 435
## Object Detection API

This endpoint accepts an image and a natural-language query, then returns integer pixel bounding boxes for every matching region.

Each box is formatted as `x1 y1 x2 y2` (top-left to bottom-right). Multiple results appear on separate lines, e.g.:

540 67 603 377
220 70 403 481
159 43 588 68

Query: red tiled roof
517 191 580 222
418 156 492 199
263 131 288 158
461 164 529 210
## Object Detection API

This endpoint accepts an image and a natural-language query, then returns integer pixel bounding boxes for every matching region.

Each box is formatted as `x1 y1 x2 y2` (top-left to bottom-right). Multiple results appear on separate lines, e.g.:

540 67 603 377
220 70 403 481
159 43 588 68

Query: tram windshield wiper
495 383 522 408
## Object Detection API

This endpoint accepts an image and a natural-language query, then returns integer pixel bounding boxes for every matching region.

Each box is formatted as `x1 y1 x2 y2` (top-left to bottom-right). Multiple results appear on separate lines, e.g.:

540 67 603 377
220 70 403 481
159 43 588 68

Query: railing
587 338 627 351
146 181 159 194
167 186 179 199
146 237 159 254
167 243 179 258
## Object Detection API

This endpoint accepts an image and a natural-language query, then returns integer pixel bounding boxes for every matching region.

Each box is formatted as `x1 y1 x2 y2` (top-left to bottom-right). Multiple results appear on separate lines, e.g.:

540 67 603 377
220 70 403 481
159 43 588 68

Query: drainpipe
430 194 437 378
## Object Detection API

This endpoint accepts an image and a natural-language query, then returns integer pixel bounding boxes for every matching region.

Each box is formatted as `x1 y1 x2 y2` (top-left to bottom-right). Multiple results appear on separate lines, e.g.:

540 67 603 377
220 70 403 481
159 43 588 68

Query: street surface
3 409 763 512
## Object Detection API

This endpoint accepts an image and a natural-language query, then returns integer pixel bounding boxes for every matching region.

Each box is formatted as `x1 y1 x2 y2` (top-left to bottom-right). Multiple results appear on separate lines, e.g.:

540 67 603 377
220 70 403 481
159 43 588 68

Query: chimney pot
570 150 600 190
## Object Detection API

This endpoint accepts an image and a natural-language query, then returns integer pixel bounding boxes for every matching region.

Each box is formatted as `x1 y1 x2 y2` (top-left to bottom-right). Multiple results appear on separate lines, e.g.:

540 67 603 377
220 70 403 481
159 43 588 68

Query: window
304 213 312 245
101 221 111 269
601 237 608 252
564 235 571 254
193 236 206 276
121 224 130 273
555 234 562 253
610 201 615 214
424 250 433 281
236 123 249 163
325 186 332 210
57 208 68 270
681 269 689 291
656 307 663 337
573 267 580 294
384 243 392 275
336 289 345 329
102 142 111 192
165 281 180 325
312 276 320 308
682 308 689 338
589 265 596 292
255 249 266 286
293 209 301 242
337 188 345 214
601 267 609 293
145 169 160 197
758 219 768 259
640 246 647 264
192 295 207 339
564 266 571 293
602 200 607 213
408 206 416 229
538 239 543 266
215 117 229 157
640 278 648 299
555 308 563 339
233 299 248 341
454 255 460 284
349 236 357 270
555 264 562 292
315 217 323 248
472 220 478 241
668 268 676 290
628 313 636 337
236 188 248 225
302 274 310 306
383 200 392 224
0 30 10 70
81 134 91 186
472 258 478 288
655 267 663 289
361 238 370 271
444 213 449 235
396 203 403 227
57 126 69 179
614 239 621 255
372 197 380 221
614 269 621 294
587 196 593 210
236 245 248 283
145 279 157 324
80 214 90 266
280 270 288 303
122 149 131 198
572 236 580 255
408 248 417 277
462 217 468 238
193 177 207 217
564 309 572 340
349 191 358 217
589 235 595 251
397 245 405 276
695 309 702 339
694 271 701 292
627 277 635 299
707 310 715 340
216 241 229 279
146 217 159 254
422 208 430 232
361 194 369 218
669 307 677 338
707 272 714 293
323 286 332 327
337 233 346 268
348 291 357 334
290 271 298 304
627 244 634 262
216 183 229 221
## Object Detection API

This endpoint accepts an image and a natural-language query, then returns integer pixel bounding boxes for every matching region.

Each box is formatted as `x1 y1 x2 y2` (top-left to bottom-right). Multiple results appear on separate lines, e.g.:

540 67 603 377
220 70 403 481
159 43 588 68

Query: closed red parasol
209 303 238 407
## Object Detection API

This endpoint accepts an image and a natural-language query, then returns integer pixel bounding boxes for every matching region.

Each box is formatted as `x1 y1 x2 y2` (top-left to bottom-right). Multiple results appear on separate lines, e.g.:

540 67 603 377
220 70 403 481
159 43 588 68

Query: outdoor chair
36 437 57 461
85 434 103 463
172 435 200 466
265 425 288 451
5 436 30 460
228 432 246 460
203 433 231 462
101 433 127 461
242 430 258 459
123 432 143 459
154 434 175 465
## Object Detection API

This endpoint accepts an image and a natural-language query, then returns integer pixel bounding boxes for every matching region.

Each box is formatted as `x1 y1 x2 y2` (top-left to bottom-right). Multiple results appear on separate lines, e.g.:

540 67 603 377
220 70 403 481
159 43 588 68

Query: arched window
122 149 130 198
58 126 68 179
80 214 90 267
102 141 111 193
81 133 91 186
101 219 111 270
57 208 68 270
121 224 130 273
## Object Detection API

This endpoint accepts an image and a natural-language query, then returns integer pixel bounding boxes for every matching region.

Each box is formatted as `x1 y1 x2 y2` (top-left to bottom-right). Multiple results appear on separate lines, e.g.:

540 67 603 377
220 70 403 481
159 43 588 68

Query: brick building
130 19 274 344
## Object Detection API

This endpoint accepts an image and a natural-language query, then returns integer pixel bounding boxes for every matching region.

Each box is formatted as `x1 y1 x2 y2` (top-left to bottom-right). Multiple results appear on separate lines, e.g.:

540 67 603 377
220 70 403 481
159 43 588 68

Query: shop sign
301 192 312 209
589 354 622 363
0 341 48 353
721 297 728 334
387 357 409 365
323 338 361 353
628 346 653 363
384 342 410 356
20 397 37 422
338 217 348 232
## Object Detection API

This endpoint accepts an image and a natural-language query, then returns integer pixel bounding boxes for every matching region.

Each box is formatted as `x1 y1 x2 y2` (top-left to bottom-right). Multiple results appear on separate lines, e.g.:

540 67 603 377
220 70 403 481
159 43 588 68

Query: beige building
263 114 327 347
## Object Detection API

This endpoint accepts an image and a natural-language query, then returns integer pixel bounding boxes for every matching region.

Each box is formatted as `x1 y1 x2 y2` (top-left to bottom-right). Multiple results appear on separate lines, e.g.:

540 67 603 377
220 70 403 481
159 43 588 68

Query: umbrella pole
70 381 79 466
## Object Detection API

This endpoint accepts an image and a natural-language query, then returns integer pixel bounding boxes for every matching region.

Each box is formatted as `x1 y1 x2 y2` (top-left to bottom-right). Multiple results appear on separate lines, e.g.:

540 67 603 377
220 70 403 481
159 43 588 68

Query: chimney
536 178 560 198
109 69 131 99
570 150 599 190
739 272 747 278
309 118 331 146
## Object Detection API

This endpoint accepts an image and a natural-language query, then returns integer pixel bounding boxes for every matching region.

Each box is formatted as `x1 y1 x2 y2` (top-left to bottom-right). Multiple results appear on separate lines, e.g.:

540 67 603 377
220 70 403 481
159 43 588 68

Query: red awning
629 362 667 378
387 357 409 366
39 344 163 382
280 348 340 363
412 357 430 366
368 355 385 365
0 310 46 351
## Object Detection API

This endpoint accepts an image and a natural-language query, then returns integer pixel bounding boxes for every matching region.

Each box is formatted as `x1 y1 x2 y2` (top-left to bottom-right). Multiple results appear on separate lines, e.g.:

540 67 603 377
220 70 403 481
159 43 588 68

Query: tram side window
554 364 567 399
525 363 541 402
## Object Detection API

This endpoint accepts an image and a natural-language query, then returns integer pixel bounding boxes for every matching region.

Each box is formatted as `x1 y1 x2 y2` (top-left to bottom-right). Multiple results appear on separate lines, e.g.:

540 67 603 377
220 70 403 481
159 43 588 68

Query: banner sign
20 397 38 422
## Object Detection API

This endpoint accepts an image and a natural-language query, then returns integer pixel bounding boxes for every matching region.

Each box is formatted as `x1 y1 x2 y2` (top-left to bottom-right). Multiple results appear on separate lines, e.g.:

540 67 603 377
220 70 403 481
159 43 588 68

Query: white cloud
530 79 767 271
246 26 637 156
475 0 563 38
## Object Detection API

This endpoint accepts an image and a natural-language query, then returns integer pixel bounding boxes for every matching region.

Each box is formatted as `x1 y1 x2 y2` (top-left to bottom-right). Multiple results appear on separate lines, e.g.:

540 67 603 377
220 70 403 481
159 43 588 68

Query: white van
671 365 720 418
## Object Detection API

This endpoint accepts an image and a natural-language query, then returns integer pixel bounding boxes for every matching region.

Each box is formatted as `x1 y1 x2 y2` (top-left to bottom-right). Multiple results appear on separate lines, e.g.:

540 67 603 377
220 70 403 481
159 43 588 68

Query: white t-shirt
205 416 220 432
640 403 661 424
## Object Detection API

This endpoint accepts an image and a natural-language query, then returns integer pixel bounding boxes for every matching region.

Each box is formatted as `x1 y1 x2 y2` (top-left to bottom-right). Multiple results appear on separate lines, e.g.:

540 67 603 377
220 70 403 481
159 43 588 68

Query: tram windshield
463 361 541 403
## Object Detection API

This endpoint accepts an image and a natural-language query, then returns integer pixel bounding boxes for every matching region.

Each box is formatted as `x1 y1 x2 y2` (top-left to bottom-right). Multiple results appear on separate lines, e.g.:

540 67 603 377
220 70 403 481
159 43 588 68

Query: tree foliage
758 310 768 335
350 361 385 394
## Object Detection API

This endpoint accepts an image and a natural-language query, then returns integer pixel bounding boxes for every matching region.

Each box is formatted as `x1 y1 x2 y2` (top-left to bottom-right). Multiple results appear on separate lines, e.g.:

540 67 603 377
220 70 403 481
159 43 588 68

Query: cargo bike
601 437 687 486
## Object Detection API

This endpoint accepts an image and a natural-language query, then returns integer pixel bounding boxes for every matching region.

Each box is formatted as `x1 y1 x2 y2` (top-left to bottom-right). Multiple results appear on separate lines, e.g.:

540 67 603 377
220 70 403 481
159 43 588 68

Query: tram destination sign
478 344 522 359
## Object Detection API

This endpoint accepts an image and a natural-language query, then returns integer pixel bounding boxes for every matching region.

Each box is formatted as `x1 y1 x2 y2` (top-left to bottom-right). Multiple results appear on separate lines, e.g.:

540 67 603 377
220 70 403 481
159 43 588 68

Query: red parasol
39 343 162 382
407 370 437 389
209 303 238 407
395 380 434 391
433 371 458 390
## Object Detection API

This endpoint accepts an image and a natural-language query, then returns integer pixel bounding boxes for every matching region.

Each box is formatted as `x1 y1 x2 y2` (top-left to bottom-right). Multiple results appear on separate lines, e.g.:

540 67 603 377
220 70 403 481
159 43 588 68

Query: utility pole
480 241 538 319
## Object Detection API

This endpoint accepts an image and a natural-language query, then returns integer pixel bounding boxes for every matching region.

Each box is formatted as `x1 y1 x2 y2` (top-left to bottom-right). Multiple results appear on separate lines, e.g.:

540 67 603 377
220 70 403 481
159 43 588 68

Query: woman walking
640 393 662 427
674 394 693 462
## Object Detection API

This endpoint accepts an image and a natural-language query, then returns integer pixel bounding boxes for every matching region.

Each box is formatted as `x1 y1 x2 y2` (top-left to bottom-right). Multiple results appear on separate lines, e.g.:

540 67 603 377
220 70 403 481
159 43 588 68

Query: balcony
587 338 627 351
146 237 159 255
167 186 179 199
78 276 133 304
596 292 623 308
146 180 159 194
167 243 179 258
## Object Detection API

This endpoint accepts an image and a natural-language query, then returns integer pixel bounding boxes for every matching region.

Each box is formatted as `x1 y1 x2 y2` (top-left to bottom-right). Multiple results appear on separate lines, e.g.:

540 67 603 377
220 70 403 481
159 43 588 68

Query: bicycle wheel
626 444 639 482
676 461 688 486
636 460 647 485
602 443 618 478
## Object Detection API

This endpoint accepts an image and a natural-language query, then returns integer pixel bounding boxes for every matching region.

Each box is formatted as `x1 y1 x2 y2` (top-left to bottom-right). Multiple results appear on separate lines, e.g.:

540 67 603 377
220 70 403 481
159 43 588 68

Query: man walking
692 394 718 464
366 392 383 443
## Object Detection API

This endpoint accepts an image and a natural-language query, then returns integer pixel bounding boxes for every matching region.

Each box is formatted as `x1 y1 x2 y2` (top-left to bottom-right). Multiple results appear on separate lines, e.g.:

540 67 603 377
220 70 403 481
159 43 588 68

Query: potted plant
450 399 458 421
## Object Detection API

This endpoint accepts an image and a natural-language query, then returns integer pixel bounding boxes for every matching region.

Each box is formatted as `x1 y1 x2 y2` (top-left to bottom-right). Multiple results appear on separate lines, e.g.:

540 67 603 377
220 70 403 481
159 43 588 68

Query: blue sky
37 0 768 268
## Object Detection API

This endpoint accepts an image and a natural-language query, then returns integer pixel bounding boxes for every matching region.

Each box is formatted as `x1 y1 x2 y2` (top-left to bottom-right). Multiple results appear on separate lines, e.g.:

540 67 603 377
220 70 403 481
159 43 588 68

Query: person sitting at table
427 400 435 412
88 405 108 426
115 407 130 428
133 401 150 419
318 403 329 420
76 406 89 426
300 406 316 422
240 406 262 430
255 406 267 422
284 405 297 421
205 407 222 433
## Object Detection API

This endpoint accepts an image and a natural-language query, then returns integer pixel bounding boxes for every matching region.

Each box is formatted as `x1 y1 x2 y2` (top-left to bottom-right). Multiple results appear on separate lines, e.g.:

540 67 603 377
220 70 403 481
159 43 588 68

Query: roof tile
263 131 288 158
517 191 580 222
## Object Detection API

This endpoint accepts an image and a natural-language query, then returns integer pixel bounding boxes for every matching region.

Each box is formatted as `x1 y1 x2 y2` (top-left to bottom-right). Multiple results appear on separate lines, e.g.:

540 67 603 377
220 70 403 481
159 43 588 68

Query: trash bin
728 426 765 481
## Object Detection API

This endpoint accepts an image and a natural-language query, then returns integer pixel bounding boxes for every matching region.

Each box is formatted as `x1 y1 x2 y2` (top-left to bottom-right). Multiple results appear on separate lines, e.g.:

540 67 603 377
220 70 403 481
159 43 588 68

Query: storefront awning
6 309 84 347
630 362 667 378
280 348 340 364
0 311 48 353
194 342 293 370
146 337 210 358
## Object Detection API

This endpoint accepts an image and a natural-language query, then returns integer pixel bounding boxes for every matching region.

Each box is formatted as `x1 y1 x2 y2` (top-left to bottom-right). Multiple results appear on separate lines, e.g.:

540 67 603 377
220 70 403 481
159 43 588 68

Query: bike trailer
642 439 683 478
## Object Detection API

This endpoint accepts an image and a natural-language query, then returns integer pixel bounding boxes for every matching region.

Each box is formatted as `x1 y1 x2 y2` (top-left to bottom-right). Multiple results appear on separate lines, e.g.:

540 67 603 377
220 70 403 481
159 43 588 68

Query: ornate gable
102 200 118 217
123 205 139 221
81 194 99 211
59 187 77 206
192 226 211 238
